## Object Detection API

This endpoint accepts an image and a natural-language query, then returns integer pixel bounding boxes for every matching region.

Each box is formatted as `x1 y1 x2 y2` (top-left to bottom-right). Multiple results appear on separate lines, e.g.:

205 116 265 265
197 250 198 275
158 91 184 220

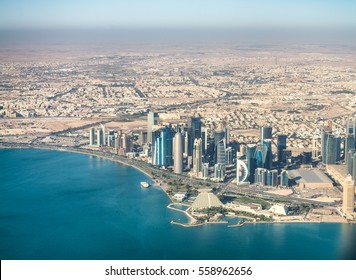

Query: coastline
0 144 353 227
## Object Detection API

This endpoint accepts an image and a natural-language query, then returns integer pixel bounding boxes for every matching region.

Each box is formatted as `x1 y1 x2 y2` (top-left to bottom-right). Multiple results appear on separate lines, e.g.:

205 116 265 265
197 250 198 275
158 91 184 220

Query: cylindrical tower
174 132 183 174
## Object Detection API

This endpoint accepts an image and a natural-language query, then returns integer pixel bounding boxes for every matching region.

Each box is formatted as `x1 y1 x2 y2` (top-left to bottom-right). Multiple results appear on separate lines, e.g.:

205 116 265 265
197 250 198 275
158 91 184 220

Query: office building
193 138 203 177
202 163 209 179
214 124 225 163
262 139 273 170
342 175 355 213
97 128 103 147
89 128 95 146
173 132 183 174
255 145 263 168
260 126 272 145
247 144 257 183
267 170 278 187
214 163 225 182
236 153 248 185
201 126 208 155
216 139 226 165
280 170 289 187
147 111 159 144
255 168 267 186
277 134 287 163
152 126 174 167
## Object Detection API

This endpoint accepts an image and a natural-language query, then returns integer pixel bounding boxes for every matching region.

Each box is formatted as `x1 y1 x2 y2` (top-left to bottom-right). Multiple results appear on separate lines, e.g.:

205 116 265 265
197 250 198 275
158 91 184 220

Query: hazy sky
0 0 355 29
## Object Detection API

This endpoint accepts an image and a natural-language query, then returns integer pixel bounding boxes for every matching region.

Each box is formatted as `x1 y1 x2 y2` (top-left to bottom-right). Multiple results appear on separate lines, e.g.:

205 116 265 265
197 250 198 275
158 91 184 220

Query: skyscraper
236 153 248 185
267 170 278 187
89 128 95 146
214 124 225 163
100 124 106 146
255 145 263 168
152 126 174 167
277 134 287 163
262 139 273 170
216 139 226 165
173 132 183 174
280 170 289 187
97 128 103 147
325 134 340 164
246 144 257 183
147 111 159 144
260 126 272 145
187 115 202 156
201 126 208 155
342 175 355 213
321 122 332 164
255 168 267 186
193 138 203 177
214 163 225 182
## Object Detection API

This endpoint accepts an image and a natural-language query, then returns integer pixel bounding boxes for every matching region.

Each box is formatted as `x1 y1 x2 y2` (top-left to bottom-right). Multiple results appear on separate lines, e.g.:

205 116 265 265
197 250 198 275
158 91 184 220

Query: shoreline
1 144 353 227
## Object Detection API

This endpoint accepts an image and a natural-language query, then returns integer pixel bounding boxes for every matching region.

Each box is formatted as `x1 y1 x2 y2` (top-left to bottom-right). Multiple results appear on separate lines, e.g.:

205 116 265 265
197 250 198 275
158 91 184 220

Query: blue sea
0 148 355 260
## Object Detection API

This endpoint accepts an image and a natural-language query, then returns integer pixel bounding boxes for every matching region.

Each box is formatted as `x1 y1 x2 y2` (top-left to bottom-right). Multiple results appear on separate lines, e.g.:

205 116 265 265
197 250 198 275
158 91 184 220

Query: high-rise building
277 134 287 163
342 175 355 213
173 132 183 174
255 145 263 168
321 122 333 164
100 124 106 146
184 131 189 157
147 111 159 144
152 126 174 167
202 163 209 179
139 131 148 146
353 152 356 186
260 126 272 145
187 115 202 156
312 137 319 159
325 134 340 164
201 126 208 155
267 170 278 187
246 144 257 183
346 150 355 176
214 124 225 163
236 152 248 185
193 138 203 177
216 139 226 165
255 168 267 186
262 139 273 170
225 146 233 165
97 128 103 147
225 125 230 145
214 163 225 182
89 128 95 146
280 170 289 187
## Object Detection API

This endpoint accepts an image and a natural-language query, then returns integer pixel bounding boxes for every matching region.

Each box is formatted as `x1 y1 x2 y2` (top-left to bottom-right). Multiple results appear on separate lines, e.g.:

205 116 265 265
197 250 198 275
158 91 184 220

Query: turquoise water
1 148 356 260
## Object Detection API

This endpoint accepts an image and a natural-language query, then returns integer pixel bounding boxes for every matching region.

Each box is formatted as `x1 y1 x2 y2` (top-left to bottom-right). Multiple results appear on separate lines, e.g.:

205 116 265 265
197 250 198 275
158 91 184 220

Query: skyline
0 0 356 30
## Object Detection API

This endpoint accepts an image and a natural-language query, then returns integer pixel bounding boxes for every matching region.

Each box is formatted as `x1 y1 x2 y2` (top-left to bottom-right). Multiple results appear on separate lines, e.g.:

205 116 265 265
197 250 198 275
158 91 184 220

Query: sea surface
1 148 356 260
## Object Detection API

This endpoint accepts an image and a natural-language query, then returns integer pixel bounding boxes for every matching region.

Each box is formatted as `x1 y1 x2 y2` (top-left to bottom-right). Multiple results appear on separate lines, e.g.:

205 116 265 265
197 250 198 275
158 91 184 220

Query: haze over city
1 0 356 261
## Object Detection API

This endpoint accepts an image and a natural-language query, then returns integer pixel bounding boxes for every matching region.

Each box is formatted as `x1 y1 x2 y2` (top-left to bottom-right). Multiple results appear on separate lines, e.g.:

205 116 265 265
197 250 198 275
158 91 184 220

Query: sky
0 0 355 30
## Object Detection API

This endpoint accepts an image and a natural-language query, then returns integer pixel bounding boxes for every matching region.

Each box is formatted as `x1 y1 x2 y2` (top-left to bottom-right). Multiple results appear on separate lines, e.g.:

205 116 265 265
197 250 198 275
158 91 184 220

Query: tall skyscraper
202 163 209 179
201 126 208 155
89 128 95 146
225 125 230 145
246 144 257 183
214 124 225 163
173 132 183 174
97 128 103 147
277 134 287 163
187 115 202 156
100 124 106 146
325 134 340 164
260 126 272 145
236 152 248 185
312 137 319 159
152 126 174 167
321 122 332 164
193 138 203 177
147 111 159 144
342 175 355 213
346 150 355 176
280 170 289 187
255 168 267 186
216 139 226 165
214 163 225 182
262 139 273 170
267 170 278 187
255 145 263 168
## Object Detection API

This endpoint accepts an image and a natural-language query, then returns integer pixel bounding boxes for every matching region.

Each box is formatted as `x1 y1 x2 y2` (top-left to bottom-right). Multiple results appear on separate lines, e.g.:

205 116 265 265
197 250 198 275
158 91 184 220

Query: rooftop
288 169 333 184
191 192 223 210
